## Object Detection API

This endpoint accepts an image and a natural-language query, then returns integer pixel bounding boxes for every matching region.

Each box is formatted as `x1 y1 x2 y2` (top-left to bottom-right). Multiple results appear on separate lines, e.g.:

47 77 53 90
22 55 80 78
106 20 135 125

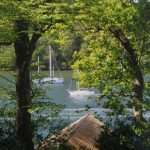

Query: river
35 70 150 121
37 70 105 121
0 71 149 122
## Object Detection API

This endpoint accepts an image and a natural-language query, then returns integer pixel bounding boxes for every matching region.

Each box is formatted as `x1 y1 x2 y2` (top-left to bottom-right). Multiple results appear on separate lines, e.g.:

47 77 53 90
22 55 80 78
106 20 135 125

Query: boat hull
41 77 64 84
42 77 64 84
33 77 64 84
68 90 95 96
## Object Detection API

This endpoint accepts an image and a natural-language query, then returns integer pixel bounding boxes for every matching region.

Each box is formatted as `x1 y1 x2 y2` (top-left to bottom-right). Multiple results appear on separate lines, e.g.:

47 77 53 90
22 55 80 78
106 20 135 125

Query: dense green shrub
99 116 150 150
0 119 17 150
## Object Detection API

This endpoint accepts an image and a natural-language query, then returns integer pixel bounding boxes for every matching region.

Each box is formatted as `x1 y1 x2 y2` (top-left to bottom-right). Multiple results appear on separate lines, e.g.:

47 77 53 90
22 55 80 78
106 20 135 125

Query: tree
0 1 70 149
70 0 150 122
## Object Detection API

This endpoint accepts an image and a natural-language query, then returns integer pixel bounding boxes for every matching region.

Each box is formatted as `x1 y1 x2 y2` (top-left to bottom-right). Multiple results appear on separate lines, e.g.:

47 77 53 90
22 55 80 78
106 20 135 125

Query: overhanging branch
0 41 12 46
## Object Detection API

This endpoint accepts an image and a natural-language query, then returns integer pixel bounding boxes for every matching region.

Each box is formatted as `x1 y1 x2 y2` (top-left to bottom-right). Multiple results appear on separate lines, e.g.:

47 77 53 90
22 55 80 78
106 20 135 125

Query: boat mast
37 56 40 73
53 64 54 77
49 45 52 78
77 69 80 91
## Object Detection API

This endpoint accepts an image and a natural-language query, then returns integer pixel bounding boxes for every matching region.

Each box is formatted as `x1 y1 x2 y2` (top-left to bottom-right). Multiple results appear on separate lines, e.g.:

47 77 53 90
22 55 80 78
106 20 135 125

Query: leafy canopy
70 0 150 114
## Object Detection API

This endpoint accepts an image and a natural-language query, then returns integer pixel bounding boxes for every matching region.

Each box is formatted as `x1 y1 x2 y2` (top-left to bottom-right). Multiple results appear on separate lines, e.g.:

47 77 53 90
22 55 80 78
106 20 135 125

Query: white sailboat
42 45 64 84
68 87 95 97
37 56 40 73
67 71 95 97
32 56 41 84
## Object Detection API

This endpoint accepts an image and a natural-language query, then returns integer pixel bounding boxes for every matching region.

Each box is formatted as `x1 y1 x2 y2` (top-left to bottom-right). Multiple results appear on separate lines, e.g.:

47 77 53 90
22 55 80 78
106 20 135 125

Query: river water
0 71 103 121
40 71 105 121
0 71 149 122
37 70 150 121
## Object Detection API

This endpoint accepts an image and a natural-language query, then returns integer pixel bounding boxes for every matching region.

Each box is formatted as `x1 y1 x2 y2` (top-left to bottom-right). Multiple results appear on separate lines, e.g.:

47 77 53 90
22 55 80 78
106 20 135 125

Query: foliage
0 1 73 149
0 0 149 149
0 0 82 71
0 46 15 70
133 0 150 74
37 143 72 150
98 116 150 150
0 119 17 150
0 72 68 149
70 0 150 118
33 117 69 145
0 115 70 150
0 114 69 150
30 34 83 71
71 0 137 84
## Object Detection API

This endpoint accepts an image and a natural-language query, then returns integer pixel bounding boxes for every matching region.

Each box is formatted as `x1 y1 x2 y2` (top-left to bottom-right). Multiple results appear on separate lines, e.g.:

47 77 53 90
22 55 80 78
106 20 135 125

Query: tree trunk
14 20 40 150
113 29 144 122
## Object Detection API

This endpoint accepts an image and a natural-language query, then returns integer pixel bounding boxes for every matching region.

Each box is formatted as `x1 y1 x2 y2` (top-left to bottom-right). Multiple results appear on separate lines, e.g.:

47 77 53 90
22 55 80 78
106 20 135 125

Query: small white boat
68 88 95 97
42 77 64 84
67 70 95 97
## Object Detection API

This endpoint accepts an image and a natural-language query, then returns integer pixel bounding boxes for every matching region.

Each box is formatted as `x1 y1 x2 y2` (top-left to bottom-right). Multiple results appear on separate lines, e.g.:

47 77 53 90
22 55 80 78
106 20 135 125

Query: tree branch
0 75 15 84
0 42 12 46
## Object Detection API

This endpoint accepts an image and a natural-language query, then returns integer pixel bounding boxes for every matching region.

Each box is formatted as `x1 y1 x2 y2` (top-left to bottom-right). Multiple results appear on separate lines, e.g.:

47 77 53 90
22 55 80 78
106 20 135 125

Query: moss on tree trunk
113 29 144 122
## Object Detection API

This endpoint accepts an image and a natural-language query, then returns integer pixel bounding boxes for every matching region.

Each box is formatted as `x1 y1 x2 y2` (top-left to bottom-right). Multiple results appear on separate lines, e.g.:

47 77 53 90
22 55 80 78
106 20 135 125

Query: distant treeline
0 35 83 71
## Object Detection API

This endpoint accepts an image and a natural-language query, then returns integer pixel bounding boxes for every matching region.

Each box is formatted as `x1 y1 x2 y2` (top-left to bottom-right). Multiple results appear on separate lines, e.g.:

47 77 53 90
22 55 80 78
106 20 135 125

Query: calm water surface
0 71 149 122
41 71 104 121
33 70 150 121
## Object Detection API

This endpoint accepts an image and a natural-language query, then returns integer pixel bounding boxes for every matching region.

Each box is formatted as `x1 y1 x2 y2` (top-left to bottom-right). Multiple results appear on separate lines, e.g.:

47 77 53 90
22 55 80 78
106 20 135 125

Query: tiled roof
35 114 105 150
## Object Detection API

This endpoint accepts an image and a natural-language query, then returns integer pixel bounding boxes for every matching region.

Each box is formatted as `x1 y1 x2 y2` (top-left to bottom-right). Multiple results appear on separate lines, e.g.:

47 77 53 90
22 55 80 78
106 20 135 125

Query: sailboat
42 45 64 84
37 56 40 74
67 70 95 97
68 87 95 97
32 56 41 84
